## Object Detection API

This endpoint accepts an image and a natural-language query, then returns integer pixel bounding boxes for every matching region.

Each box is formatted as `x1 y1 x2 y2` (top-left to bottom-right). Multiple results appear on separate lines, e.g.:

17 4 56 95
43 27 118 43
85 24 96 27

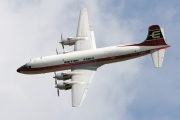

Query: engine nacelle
55 82 71 90
54 71 83 80
63 37 88 46
54 72 71 80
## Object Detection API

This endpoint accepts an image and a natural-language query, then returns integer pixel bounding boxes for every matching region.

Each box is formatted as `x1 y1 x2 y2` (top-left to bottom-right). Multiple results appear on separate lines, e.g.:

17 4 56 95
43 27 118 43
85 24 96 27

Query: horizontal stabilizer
151 49 165 68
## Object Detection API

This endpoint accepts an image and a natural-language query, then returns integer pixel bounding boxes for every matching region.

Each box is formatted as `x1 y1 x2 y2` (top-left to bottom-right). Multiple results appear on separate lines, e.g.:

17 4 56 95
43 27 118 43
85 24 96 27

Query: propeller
59 33 65 50
54 72 59 97
56 48 58 55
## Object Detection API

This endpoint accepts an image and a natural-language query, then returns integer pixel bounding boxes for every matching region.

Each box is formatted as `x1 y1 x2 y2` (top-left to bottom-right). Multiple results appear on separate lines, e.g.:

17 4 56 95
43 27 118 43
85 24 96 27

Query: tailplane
151 49 165 68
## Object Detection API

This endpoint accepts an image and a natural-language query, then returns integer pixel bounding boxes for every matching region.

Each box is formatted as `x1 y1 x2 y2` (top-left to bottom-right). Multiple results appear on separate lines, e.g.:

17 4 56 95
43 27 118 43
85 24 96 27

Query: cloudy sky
0 0 179 120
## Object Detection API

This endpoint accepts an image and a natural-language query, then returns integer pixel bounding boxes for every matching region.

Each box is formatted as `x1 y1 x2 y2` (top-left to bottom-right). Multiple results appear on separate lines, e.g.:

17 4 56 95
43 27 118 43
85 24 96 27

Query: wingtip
81 8 88 11
72 104 80 107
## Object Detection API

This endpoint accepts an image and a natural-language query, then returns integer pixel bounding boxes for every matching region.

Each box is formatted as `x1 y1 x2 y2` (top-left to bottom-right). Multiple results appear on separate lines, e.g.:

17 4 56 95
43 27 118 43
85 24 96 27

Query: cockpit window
22 65 26 68
24 64 31 68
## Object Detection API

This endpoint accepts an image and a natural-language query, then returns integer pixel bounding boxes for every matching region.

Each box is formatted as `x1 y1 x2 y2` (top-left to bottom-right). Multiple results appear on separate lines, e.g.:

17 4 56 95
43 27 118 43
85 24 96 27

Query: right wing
71 67 97 107
74 8 96 51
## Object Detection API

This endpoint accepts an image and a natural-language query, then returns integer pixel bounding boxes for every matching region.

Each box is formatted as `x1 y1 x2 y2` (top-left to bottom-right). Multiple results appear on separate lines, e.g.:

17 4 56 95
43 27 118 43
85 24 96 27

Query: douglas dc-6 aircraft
17 8 170 107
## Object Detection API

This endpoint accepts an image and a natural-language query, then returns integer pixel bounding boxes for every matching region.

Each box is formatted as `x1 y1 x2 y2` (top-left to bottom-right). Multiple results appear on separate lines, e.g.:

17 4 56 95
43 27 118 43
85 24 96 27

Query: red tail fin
140 25 167 46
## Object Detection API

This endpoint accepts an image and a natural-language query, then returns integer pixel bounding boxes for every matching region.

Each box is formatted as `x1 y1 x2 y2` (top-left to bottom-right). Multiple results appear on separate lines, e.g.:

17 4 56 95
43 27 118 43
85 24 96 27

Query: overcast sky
0 0 179 120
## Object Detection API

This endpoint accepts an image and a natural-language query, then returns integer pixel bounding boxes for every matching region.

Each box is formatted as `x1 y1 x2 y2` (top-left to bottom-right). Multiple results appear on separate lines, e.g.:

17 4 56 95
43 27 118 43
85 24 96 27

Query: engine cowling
54 71 82 80
63 37 88 45
53 72 71 80
55 82 71 90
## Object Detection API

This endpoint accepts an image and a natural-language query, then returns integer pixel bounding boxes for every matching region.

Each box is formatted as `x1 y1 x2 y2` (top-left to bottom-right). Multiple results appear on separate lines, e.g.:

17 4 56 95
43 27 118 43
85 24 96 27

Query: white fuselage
19 44 166 74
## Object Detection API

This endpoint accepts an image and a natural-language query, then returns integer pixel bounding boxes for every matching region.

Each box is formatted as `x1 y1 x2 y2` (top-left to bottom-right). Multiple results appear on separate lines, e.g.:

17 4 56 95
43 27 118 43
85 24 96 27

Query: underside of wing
71 67 96 107
74 8 96 51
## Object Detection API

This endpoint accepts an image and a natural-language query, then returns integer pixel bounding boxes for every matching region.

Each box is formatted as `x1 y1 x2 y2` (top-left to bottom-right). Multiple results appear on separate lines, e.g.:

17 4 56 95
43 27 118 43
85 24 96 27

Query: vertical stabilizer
140 25 168 46
151 49 165 68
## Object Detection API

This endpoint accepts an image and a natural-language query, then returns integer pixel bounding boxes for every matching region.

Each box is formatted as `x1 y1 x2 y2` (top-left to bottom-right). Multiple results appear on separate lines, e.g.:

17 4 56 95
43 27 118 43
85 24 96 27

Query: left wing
74 8 96 51
71 67 97 107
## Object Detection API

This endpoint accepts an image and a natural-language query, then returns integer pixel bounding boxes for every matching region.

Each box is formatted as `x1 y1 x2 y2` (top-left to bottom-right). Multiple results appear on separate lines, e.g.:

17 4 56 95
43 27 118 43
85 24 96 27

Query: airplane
17 8 170 107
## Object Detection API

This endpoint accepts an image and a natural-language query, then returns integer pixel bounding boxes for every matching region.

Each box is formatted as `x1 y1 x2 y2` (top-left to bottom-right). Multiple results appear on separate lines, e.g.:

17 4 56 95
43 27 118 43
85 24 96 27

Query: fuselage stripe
20 49 151 72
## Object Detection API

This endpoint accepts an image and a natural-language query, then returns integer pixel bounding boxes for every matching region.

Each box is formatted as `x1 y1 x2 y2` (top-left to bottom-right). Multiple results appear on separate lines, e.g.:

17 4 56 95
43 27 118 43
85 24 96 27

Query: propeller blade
61 33 63 41
57 88 59 97
54 72 59 97
56 48 58 55
61 42 64 50
55 78 57 85
60 33 64 50
54 72 57 85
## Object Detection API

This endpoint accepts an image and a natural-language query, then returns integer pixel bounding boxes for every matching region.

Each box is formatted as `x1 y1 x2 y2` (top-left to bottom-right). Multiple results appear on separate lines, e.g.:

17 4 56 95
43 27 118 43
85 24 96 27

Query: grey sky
0 0 179 120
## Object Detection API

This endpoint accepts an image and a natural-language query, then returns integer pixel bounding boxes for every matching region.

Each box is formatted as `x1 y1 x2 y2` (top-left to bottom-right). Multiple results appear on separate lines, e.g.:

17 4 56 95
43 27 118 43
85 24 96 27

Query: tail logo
150 30 161 39
147 30 163 40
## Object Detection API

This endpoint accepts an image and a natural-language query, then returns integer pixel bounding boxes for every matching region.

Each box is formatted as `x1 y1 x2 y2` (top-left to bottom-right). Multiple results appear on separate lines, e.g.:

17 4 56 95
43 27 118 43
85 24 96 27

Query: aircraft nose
17 68 20 73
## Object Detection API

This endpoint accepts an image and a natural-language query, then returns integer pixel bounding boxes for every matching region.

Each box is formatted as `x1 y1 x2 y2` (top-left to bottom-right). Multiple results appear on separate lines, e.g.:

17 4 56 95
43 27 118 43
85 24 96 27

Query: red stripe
117 44 170 47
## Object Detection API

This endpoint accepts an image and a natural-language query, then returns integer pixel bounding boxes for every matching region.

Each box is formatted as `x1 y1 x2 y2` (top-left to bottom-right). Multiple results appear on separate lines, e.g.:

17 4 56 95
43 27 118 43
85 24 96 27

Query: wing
74 8 96 51
71 67 97 107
